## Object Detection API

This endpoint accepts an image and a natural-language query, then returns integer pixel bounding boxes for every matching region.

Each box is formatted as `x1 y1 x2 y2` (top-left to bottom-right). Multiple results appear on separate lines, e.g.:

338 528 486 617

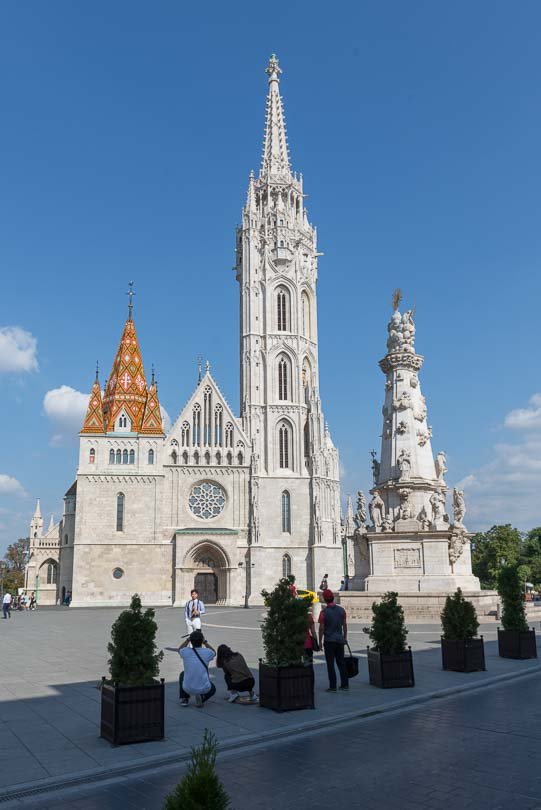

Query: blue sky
1 1 541 552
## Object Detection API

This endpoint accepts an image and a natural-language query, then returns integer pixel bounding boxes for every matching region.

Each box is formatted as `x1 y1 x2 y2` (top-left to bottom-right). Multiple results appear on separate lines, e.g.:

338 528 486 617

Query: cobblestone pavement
1 606 540 801
9 671 541 810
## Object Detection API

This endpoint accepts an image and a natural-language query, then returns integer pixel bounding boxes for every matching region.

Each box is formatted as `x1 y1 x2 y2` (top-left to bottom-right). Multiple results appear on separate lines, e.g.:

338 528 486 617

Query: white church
25 56 343 607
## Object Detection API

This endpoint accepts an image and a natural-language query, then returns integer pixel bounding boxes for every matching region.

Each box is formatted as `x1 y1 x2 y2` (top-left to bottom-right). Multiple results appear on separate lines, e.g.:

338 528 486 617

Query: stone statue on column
369 491 385 530
453 488 466 526
430 490 446 526
397 449 411 480
354 490 367 531
435 451 448 482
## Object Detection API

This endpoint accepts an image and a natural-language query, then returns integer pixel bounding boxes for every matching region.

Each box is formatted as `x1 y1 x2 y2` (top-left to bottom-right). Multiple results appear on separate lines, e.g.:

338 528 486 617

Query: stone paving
0 605 540 802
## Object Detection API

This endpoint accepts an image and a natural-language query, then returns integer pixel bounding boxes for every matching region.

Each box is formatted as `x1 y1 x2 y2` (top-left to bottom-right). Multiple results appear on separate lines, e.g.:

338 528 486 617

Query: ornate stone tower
236 55 342 591
355 296 480 592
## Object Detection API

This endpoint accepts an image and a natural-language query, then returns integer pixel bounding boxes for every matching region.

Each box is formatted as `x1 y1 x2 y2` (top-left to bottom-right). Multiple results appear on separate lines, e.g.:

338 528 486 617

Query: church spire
140 366 164 435
81 365 105 434
260 54 292 180
102 295 150 433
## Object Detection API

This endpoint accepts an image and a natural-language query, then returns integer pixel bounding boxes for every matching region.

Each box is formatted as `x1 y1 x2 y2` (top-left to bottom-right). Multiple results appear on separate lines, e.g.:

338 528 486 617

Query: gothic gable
167 372 250 466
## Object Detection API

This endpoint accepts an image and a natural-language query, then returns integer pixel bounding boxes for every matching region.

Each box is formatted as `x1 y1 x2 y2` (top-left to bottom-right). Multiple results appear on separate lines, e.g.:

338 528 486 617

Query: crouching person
178 630 216 707
216 645 257 703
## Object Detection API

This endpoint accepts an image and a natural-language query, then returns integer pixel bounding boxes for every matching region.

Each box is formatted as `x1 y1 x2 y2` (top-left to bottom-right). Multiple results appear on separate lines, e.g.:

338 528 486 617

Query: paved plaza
1 606 540 805
17 671 541 810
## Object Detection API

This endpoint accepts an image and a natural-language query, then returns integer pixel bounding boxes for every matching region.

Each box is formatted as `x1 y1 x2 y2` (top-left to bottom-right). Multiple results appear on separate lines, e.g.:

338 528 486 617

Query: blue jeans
179 671 216 703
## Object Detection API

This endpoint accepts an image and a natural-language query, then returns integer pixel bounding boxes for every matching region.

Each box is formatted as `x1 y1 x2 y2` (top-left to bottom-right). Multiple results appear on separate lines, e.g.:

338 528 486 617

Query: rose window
189 482 226 519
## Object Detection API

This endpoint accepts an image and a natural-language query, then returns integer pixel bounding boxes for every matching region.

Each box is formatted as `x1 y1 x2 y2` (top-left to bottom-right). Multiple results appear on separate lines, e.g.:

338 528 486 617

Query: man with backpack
178 630 216 707
318 588 349 692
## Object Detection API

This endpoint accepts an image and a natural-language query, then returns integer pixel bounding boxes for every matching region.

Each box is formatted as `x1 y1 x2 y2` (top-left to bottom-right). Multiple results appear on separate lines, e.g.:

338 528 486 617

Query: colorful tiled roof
81 375 105 433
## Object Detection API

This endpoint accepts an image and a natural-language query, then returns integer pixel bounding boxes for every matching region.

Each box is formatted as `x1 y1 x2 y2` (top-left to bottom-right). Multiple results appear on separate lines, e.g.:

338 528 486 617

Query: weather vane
127 281 136 319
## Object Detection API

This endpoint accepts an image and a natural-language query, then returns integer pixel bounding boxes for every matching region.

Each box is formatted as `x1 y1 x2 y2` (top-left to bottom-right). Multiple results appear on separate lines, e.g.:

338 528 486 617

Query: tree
260 576 310 667
441 588 479 641
471 525 523 588
369 591 408 655
107 594 163 686
498 565 528 633
164 730 231 810
2 537 30 593
521 527 541 587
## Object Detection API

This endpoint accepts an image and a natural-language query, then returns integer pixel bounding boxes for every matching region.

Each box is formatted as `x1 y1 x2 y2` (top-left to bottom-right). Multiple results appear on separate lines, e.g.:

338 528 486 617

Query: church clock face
188 482 226 519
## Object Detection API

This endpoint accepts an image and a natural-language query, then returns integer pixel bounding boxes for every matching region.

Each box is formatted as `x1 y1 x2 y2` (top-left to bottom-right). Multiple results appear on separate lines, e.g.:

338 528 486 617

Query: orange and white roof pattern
81 377 105 434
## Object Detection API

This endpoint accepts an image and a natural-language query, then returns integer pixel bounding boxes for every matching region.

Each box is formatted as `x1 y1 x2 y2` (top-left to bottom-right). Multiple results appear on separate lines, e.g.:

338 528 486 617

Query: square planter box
441 637 486 672
259 661 315 711
100 678 165 745
497 628 537 660
367 647 415 688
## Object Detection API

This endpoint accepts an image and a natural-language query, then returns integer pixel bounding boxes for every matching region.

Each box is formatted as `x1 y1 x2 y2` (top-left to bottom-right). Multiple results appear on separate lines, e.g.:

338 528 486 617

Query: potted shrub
440 588 485 672
497 566 537 659
164 729 231 809
259 576 314 711
100 593 165 745
367 591 414 688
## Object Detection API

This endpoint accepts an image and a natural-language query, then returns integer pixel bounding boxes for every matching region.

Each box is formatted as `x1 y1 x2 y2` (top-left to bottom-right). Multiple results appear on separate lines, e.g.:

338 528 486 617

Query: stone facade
25 56 343 607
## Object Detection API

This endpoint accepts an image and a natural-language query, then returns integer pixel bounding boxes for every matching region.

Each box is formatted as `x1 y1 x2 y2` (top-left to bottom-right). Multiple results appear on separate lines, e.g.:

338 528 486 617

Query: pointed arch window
119 414 128 429
116 493 125 532
148 448 154 465
237 451 244 465
182 450 188 465
122 449 128 465
301 291 312 339
276 286 290 331
203 387 212 446
282 554 292 578
181 421 190 447
216 451 222 465
281 491 291 533
46 561 58 585
226 451 233 466
304 420 311 459
129 449 135 465
109 449 115 464
193 450 200 465
225 422 234 448
214 404 223 446
116 449 121 464
204 450 211 465
171 449 178 464
192 404 201 446
278 355 290 401
278 422 292 470
89 448 96 464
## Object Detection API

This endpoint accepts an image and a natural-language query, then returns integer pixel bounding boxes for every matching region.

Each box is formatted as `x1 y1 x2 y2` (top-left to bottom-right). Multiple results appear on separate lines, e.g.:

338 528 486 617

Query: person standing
2 592 12 619
318 588 348 692
185 589 205 635
319 573 328 591
178 630 216 707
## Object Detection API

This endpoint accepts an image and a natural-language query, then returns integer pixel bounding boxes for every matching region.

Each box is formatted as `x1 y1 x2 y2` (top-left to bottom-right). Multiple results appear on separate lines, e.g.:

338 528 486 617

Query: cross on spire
126 281 136 320
197 354 203 383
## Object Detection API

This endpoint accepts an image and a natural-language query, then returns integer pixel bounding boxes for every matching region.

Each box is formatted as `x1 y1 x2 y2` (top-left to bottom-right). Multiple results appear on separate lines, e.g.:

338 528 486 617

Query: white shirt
180 647 215 695
3 593 12 605
185 599 206 621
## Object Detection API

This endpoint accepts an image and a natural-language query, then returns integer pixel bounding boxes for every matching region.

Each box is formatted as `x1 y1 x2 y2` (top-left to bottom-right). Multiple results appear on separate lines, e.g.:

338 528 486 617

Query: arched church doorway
181 542 229 605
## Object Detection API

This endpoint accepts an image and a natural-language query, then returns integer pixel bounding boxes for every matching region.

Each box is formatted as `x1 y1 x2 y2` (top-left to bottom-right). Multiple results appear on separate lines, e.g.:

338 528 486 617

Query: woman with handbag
216 645 257 703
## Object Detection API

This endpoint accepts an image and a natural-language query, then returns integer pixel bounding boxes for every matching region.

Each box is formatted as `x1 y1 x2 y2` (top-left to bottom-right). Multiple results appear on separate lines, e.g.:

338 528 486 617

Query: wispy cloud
0 327 38 373
457 392 541 530
0 474 27 497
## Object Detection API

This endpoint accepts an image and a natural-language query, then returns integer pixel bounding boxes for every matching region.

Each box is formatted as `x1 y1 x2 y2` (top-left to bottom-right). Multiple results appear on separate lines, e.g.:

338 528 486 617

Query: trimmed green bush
107 593 163 686
164 729 231 810
498 565 528 633
261 576 310 666
441 588 479 640
369 591 408 655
